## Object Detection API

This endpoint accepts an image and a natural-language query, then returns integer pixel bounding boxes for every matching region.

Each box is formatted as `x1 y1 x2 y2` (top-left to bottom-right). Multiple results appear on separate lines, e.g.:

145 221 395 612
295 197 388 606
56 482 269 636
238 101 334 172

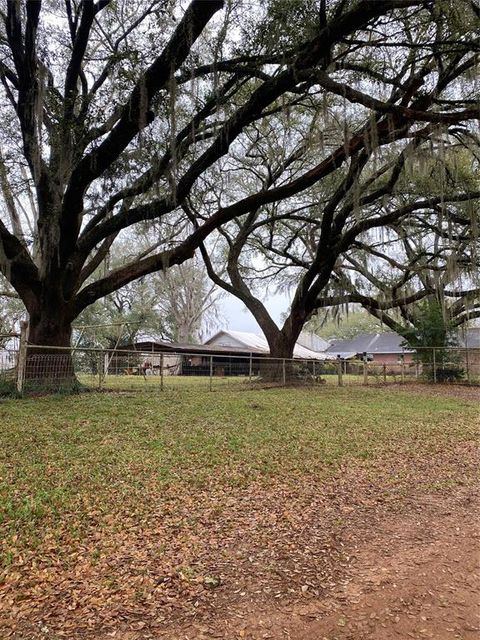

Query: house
325 327 480 365
204 330 335 360
116 330 335 377
112 327 480 378
325 332 415 363
458 327 480 372
459 327 480 349
114 335 266 376
297 331 330 353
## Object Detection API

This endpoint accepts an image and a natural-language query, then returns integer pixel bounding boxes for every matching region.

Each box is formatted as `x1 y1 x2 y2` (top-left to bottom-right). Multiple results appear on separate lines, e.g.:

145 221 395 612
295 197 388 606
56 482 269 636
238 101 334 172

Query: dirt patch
181 488 479 639
386 383 480 402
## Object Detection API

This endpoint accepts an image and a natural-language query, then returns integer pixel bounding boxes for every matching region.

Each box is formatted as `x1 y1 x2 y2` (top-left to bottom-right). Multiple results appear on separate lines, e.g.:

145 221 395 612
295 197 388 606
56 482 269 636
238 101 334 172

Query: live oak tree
0 0 228 356
0 0 478 374
195 1 479 359
315 149 480 335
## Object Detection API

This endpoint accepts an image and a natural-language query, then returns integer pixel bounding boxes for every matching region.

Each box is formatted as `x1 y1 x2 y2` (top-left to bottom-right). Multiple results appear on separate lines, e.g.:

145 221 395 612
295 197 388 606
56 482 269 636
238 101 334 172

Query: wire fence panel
0 335 19 393
2 342 479 395
0 349 18 381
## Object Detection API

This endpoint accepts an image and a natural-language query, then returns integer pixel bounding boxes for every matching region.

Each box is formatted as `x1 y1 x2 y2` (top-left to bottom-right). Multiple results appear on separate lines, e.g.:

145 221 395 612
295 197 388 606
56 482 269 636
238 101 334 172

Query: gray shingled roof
326 328 480 354
326 332 408 355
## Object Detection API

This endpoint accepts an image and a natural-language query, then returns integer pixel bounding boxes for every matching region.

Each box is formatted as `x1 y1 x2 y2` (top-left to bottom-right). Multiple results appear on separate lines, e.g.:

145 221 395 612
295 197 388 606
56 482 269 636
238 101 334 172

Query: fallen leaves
0 386 478 638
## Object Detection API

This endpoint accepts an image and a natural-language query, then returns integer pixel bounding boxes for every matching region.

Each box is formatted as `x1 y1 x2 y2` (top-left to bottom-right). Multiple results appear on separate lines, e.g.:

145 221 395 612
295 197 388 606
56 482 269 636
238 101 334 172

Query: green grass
0 384 478 562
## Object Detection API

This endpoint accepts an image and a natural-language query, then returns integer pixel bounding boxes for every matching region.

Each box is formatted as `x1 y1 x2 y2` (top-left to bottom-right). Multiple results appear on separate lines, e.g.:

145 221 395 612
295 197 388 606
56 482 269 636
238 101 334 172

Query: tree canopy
0 0 478 360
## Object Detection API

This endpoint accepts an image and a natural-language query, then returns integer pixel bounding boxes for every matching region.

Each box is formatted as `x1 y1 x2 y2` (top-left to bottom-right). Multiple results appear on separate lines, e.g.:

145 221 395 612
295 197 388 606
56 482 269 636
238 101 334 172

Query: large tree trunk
259 330 299 384
230 300 306 384
25 303 76 386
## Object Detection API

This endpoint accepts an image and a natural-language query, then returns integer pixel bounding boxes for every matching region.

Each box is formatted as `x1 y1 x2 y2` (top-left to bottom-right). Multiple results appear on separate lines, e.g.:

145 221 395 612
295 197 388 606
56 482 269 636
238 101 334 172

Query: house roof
119 339 265 356
326 328 480 355
204 330 337 360
207 330 267 351
326 332 409 355
297 331 330 352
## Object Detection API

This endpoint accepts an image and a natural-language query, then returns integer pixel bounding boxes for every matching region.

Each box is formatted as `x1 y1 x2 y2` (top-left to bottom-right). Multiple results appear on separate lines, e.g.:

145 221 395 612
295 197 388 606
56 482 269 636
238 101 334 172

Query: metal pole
160 353 164 391
465 348 470 384
16 320 28 393
383 363 387 384
363 359 368 385
209 355 213 391
401 354 405 384
282 359 286 386
432 348 437 383
313 360 316 382
249 352 253 385
98 349 106 384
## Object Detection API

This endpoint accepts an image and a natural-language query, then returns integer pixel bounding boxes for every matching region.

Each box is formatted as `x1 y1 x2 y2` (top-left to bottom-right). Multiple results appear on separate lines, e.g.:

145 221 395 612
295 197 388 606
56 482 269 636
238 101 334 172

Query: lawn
1 384 478 550
0 384 478 638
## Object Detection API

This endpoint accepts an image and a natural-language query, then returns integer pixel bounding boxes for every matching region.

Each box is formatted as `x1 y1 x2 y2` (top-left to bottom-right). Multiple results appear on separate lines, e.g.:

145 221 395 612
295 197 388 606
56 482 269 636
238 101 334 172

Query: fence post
249 352 253 385
313 359 316 382
98 351 103 388
337 356 343 387
401 354 405 384
16 320 28 393
282 359 286 386
383 363 387 384
432 348 437 383
363 358 368 385
160 353 164 391
209 355 213 391
465 348 470 384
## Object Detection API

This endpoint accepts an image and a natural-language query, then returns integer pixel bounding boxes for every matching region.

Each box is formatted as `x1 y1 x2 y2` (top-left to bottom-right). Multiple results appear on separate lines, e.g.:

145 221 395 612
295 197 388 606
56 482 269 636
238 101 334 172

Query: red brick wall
371 353 415 364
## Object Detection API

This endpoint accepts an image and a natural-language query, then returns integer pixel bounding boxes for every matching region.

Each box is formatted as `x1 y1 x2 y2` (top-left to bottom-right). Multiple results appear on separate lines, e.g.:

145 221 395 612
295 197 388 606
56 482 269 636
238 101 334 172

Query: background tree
153 258 222 344
0 290 24 345
74 280 164 350
401 299 465 381
74 256 221 347
305 310 382 340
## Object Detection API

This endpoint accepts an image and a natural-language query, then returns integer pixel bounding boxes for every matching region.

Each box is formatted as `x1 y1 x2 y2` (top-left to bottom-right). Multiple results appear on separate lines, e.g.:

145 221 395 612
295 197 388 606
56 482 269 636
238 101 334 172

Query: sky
217 291 289 335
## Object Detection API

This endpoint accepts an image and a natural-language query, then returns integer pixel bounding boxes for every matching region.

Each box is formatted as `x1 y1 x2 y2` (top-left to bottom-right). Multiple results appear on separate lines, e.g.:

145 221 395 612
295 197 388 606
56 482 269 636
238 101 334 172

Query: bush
429 366 465 383
0 378 20 398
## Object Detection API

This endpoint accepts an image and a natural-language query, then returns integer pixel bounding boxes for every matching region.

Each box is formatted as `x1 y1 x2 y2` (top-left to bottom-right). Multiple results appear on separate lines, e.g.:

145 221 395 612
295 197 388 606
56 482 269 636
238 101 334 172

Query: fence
1 337 479 395
0 333 20 392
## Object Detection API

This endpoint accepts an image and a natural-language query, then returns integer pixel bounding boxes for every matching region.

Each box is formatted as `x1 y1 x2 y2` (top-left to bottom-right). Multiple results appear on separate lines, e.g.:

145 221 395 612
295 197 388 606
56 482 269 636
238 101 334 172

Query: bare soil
173 487 479 640
386 383 480 403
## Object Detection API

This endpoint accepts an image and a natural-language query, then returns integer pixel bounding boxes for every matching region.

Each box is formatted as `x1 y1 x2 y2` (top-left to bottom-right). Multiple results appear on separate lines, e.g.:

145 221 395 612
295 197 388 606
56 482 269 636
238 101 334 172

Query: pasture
0 384 478 639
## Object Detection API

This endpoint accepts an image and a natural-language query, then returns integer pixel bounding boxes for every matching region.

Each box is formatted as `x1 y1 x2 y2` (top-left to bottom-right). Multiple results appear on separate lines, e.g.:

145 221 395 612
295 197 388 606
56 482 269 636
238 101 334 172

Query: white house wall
207 334 247 349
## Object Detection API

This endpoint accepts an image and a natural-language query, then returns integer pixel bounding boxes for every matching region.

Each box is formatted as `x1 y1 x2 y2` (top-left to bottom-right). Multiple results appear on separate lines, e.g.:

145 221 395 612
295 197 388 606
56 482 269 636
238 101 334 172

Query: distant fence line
0 332 479 394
